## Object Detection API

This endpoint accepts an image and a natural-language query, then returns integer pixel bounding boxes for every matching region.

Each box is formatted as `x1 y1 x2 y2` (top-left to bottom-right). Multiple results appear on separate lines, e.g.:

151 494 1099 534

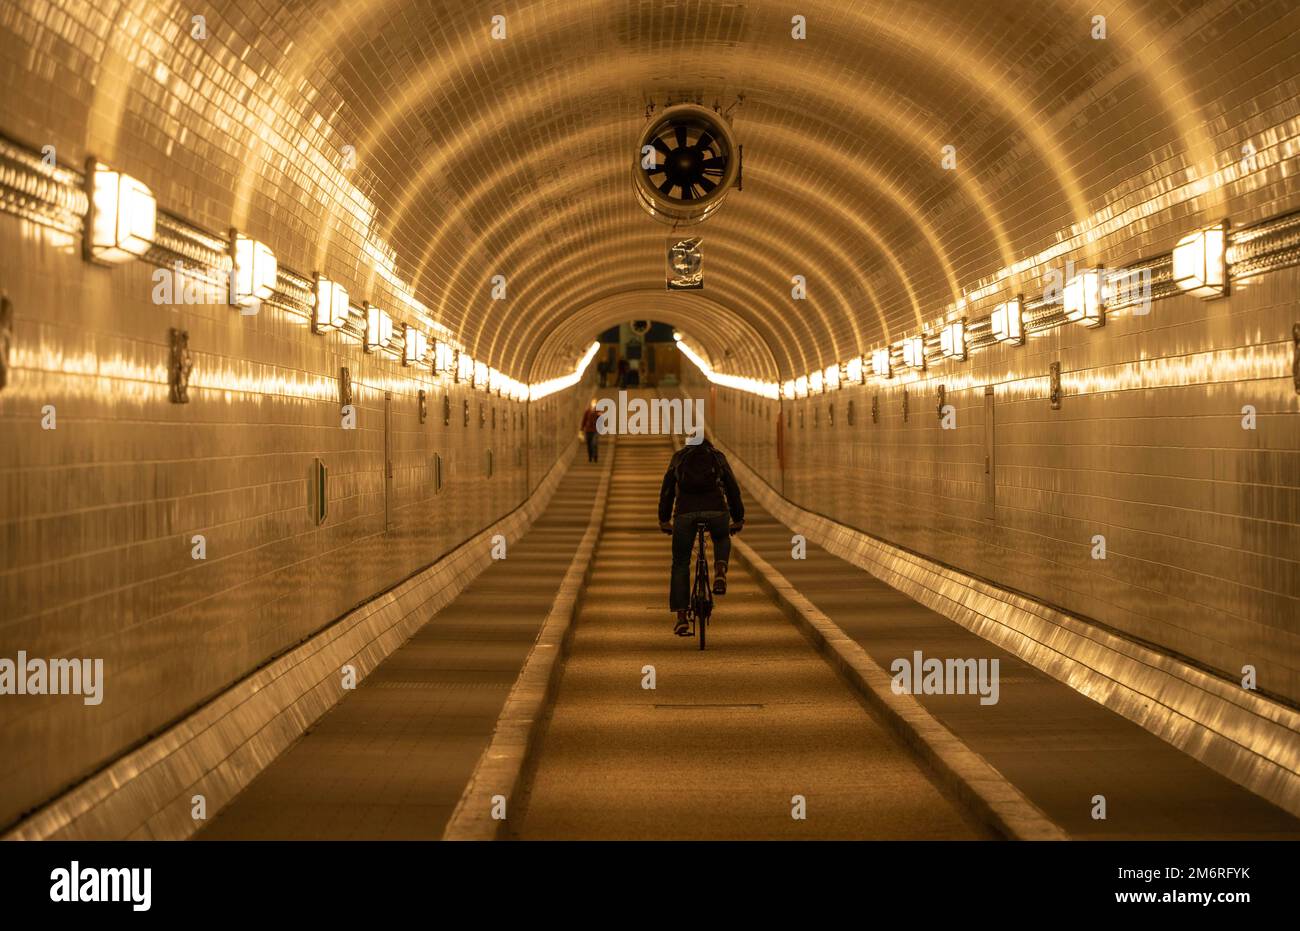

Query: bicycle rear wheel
694 525 711 651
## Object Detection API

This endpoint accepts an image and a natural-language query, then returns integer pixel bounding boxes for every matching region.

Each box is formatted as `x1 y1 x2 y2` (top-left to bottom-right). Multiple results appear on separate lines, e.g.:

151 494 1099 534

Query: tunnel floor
193 433 1299 841
508 435 988 839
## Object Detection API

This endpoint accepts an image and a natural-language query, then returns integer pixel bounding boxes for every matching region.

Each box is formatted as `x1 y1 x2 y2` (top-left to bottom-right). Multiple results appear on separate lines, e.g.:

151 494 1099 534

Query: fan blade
674 124 688 149
652 137 672 157
697 131 714 151
681 182 695 200
697 175 717 193
658 177 675 195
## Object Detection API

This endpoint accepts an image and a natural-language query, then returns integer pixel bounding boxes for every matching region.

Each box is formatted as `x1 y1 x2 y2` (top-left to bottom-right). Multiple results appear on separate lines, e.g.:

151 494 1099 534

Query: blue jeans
585 431 598 462
670 511 730 611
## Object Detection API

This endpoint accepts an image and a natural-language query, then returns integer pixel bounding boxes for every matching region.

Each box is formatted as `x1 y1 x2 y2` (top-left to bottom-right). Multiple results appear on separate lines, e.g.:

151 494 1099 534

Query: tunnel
0 0 1298 916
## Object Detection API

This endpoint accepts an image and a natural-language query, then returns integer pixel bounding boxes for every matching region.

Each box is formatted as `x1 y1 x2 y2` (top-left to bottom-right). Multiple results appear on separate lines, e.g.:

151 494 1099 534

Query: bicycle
687 520 713 650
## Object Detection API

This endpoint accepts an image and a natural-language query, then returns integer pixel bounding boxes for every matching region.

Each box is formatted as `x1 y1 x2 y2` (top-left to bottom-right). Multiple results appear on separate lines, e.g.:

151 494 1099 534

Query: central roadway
509 435 990 839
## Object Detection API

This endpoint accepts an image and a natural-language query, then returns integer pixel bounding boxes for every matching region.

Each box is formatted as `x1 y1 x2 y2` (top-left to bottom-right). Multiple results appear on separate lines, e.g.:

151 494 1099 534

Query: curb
732 535 1069 841
441 442 617 840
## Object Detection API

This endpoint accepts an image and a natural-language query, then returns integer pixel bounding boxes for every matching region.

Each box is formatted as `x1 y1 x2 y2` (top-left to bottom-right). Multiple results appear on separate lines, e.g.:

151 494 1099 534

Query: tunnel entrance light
365 304 393 351
403 325 429 365
845 356 863 384
231 233 277 306
529 341 601 401
902 336 926 369
871 348 892 378
1172 224 1227 298
1063 270 1105 327
85 161 157 264
312 275 350 332
991 298 1024 345
940 320 966 360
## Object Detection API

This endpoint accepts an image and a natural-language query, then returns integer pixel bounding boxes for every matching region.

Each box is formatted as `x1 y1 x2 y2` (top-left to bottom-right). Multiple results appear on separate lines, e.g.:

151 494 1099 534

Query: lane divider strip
442 440 617 840
732 535 1069 841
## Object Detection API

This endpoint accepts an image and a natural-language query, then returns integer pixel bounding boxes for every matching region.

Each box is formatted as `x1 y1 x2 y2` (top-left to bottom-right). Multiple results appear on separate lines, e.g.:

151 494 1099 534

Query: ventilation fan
630 320 650 334
634 104 740 226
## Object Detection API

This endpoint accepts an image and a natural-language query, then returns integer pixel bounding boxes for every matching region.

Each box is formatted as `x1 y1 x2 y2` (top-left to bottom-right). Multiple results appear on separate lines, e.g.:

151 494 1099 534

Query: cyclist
658 438 745 636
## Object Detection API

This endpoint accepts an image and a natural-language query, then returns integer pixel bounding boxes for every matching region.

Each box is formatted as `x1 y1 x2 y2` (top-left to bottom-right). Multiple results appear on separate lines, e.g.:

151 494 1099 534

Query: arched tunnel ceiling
25 0 1267 383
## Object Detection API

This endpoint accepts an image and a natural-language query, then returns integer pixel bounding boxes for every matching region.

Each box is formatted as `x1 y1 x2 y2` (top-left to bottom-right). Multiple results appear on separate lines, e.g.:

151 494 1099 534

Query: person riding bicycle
658 438 744 637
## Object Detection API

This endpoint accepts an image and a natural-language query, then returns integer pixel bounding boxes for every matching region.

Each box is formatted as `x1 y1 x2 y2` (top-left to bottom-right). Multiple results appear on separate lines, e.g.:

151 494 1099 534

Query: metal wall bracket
871 393 879 424
1292 323 1299 394
443 393 451 426
339 366 352 408
418 388 428 424
168 328 193 404
0 295 13 391
902 387 910 422
309 458 328 525
936 384 946 421
1050 362 1062 410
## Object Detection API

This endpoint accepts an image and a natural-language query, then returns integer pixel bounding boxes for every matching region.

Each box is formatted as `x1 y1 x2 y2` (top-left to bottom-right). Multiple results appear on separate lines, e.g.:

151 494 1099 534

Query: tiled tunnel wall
0 216 591 827
0 6 594 828
684 259 1300 709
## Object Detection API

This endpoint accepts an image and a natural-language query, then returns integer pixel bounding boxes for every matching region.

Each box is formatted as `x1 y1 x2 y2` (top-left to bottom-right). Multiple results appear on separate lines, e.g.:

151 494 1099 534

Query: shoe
712 577 727 595
674 613 692 636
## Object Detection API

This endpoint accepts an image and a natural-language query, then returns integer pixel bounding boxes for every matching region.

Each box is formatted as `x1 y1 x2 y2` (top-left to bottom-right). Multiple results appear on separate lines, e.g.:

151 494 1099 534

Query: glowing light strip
676 338 781 400
529 341 601 401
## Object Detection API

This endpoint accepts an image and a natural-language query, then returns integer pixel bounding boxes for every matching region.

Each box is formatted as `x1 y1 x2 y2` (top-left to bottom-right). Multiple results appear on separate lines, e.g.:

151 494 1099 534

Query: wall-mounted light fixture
365 303 393 351
902 335 926 369
1063 270 1105 327
230 232 277 307
823 363 841 391
808 370 824 394
782 379 796 400
991 297 1024 345
473 360 489 389
312 275 349 332
433 340 453 375
794 375 808 398
403 324 429 365
84 160 156 264
871 348 892 378
939 320 966 360
844 356 864 384
1172 223 1227 298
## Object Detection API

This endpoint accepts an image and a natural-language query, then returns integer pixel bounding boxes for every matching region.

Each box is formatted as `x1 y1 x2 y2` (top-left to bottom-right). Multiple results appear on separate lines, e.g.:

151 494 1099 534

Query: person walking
580 400 601 463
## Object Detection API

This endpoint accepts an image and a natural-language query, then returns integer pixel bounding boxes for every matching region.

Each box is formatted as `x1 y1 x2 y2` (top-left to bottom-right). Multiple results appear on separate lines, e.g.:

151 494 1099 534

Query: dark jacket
659 440 744 523
581 408 600 433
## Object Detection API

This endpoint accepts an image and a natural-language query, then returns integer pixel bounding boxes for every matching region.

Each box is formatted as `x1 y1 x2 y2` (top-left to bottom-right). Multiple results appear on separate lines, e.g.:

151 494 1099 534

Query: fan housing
633 104 740 226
